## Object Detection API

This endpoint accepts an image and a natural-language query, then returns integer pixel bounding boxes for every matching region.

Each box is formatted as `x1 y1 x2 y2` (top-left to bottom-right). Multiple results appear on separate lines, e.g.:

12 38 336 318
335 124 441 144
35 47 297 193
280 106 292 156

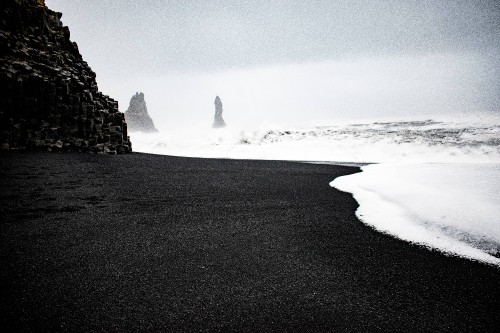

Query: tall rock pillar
212 96 226 128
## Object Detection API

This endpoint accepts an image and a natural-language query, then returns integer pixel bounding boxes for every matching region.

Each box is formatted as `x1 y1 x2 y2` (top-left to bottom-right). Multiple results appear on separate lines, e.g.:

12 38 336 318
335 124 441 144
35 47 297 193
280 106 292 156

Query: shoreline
1 151 499 332
332 162 500 267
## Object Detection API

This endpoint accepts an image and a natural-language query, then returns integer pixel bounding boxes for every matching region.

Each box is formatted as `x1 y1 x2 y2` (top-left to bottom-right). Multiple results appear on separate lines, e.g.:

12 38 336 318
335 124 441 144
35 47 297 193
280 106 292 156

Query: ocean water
131 118 500 266
132 119 500 163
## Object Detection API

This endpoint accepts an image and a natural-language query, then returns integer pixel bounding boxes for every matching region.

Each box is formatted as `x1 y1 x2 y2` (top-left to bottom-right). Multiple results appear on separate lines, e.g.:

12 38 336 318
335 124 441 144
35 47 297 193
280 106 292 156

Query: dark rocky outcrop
0 0 131 154
212 96 226 128
124 92 157 133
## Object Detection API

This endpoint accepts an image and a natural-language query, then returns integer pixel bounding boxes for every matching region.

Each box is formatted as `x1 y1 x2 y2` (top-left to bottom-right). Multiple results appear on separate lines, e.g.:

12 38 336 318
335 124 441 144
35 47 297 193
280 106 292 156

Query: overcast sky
45 0 499 129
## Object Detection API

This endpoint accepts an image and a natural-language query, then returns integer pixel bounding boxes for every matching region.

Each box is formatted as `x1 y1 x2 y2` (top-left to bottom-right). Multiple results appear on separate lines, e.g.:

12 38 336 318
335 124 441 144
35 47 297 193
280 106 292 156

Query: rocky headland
124 92 157 133
0 0 131 154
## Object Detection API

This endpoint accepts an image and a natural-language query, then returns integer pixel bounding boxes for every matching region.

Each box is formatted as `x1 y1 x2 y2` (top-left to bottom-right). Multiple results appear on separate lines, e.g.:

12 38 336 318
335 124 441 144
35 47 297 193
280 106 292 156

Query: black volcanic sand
0 152 499 332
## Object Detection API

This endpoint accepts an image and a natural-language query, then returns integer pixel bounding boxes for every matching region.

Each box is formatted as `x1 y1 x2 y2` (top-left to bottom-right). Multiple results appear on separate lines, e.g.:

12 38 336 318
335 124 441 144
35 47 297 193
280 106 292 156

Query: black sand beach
1 152 499 332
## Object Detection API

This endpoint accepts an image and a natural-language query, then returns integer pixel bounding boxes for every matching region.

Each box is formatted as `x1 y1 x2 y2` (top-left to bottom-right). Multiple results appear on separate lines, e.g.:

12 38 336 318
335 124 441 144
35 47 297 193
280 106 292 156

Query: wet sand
0 152 498 332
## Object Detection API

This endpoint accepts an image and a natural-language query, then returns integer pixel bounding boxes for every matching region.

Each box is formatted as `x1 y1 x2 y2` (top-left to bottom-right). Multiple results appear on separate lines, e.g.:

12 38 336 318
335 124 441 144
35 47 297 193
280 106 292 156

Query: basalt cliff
0 0 131 153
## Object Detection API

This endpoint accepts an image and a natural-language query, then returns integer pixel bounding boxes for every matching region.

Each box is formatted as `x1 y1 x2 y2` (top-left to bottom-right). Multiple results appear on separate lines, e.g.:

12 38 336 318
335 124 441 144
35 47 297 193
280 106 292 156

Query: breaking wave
131 119 500 164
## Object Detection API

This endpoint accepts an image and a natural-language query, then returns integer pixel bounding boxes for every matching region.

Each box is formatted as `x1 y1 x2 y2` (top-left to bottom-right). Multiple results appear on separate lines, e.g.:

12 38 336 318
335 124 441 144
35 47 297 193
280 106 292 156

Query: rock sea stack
212 96 226 128
124 92 158 133
0 0 131 154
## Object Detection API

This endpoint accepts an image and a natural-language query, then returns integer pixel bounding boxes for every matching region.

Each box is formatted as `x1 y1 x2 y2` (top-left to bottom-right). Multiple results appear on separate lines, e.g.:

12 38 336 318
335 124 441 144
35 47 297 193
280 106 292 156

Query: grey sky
45 0 499 127
46 0 499 73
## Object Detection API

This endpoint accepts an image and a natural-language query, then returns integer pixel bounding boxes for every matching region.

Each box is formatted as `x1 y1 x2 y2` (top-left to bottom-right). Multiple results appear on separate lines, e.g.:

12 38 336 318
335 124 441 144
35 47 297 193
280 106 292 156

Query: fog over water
45 0 499 128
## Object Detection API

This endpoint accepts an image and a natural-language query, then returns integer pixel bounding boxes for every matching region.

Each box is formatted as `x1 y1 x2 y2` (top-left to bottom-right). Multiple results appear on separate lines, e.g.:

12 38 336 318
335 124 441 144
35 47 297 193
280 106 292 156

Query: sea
131 117 500 266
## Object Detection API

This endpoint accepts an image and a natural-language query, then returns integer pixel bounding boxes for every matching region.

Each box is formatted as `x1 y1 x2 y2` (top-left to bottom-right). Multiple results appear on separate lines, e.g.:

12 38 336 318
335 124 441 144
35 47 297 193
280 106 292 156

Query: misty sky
45 0 499 129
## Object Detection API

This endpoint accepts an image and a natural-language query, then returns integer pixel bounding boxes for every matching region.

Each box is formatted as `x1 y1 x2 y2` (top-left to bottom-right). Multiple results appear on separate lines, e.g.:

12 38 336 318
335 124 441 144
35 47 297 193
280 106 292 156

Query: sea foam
132 119 500 163
331 163 500 266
